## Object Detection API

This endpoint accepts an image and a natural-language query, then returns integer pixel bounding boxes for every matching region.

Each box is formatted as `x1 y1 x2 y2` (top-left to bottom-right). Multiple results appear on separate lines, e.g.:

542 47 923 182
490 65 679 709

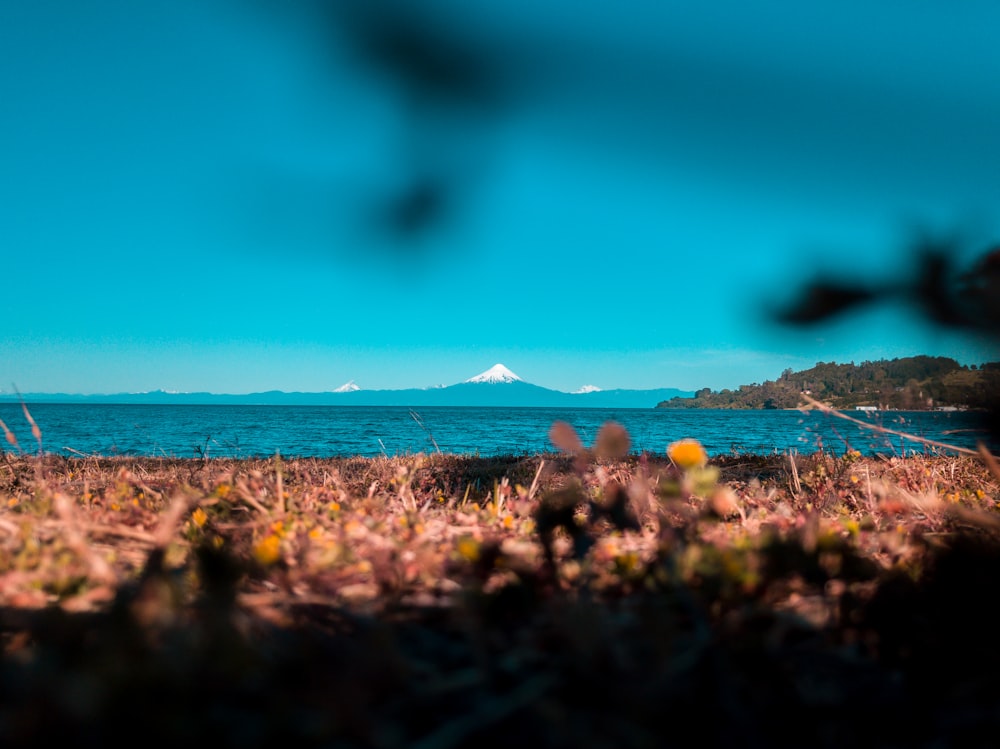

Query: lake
0 404 990 459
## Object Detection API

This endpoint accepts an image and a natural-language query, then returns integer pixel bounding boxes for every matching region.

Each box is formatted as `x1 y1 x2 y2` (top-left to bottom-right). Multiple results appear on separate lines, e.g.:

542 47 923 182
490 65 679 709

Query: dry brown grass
2 439 1000 747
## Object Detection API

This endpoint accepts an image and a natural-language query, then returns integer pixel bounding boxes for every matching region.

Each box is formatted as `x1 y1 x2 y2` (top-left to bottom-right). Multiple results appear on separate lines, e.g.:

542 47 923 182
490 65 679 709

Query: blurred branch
775 241 1000 333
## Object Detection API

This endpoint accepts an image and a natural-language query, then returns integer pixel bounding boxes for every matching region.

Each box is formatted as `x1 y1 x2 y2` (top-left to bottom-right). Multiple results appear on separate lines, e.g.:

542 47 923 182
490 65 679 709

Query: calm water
0 404 990 459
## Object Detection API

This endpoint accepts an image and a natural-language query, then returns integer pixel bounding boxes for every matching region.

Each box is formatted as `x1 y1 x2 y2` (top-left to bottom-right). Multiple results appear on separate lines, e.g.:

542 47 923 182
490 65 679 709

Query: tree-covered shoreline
659 356 1000 411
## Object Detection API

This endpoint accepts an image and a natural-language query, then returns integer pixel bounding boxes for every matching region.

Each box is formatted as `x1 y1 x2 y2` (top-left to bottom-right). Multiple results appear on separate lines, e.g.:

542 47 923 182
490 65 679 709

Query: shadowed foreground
2 444 1000 748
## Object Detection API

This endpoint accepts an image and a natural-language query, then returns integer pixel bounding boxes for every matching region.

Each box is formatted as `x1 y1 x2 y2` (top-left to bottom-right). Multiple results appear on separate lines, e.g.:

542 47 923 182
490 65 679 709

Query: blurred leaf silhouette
244 1 1000 257
328 0 520 243
773 282 876 325
775 242 1000 338
774 238 1000 449
774 240 1000 334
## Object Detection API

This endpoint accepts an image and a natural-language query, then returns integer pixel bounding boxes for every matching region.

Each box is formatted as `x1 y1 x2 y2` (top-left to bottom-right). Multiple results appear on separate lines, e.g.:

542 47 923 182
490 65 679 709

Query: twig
409 410 442 454
53 491 118 585
235 477 272 516
152 491 195 548
799 392 987 457
788 451 802 497
62 446 94 458
274 452 286 515
80 522 160 544
0 417 21 454
978 442 1000 483
527 458 545 502
0 517 19 536
13 387 42 457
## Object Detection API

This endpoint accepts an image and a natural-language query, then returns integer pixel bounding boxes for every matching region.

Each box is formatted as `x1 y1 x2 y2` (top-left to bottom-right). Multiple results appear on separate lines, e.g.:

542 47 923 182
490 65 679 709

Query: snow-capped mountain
10 363 694 408
464 363 523 384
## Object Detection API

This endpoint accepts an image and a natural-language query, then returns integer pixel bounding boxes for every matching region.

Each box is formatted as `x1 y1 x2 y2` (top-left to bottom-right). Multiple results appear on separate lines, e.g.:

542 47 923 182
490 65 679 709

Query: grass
2 416 1000 747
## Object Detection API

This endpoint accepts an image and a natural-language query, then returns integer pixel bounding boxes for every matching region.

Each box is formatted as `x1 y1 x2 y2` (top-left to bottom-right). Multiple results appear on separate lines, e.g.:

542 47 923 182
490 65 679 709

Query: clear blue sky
3 0 999 395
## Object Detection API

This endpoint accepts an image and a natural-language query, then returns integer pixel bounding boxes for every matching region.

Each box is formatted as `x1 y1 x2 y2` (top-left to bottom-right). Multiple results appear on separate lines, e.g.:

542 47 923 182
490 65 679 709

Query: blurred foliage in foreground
2 415 1000 747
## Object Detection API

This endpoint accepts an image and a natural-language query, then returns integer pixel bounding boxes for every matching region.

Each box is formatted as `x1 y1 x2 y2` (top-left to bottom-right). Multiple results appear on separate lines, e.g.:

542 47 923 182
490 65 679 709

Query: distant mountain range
4 364 694 409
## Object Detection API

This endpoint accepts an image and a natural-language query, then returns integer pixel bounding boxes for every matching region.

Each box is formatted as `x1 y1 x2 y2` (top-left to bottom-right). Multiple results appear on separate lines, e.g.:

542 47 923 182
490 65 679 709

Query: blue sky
2 0 999 395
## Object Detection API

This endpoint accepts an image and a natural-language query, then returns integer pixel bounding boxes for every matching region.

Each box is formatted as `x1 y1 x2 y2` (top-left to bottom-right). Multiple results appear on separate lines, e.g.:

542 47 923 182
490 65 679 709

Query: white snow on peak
333 380 361 393
574 385 602 394
465 363 524 384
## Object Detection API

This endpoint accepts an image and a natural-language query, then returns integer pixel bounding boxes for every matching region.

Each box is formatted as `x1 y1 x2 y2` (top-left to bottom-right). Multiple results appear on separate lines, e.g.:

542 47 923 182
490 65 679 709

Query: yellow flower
192 507 208 527
615 551 640 574
253 534 282 566
667 438 708 470
456 536 480 562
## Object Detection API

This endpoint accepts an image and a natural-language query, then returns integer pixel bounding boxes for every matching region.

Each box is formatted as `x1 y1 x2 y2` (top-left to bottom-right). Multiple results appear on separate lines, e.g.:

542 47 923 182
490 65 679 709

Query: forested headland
658 355 1000 410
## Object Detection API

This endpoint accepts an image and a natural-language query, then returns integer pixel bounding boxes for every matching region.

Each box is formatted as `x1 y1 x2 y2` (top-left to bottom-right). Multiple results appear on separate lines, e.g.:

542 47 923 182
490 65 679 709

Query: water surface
0 404 987 459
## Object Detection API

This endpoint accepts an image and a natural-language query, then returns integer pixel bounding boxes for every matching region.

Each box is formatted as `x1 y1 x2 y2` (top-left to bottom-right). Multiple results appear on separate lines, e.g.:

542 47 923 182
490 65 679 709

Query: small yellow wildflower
615 551 640 574
253 534 282 566
191 507 208 527
668 438 708 470
215 483 231 499
456 536 480 562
